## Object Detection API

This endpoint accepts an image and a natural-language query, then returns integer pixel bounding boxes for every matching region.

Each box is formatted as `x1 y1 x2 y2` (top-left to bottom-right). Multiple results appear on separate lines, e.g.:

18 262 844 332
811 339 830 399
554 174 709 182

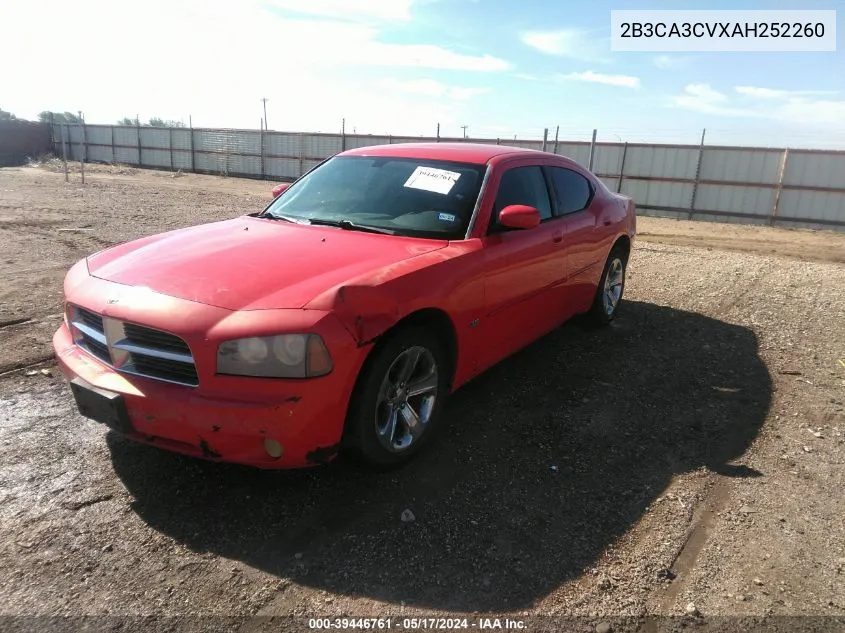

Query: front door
479 164 566 370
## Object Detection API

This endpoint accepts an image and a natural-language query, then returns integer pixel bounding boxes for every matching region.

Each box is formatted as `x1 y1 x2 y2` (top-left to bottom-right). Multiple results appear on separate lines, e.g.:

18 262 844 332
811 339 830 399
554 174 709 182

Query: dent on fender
312 284 401 346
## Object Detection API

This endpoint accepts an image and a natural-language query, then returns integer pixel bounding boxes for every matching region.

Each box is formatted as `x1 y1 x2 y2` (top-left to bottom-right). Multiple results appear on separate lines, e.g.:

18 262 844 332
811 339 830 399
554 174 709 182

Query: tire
587 244 628 326
342 326 450 468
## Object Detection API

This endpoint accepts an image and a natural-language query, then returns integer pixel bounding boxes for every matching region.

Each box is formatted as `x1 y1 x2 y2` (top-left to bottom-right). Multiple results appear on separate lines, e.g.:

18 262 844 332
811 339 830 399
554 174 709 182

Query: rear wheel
587 245 627 326
343 326 449 468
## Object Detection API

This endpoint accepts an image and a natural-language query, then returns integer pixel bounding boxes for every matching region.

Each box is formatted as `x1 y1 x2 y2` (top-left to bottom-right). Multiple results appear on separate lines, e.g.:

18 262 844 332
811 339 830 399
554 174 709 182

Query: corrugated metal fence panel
783 152 845 188
503 139 543 150
699 148 782 184
172 151 192 171
86 125 112 145
302 134 341 159
623 145 698 179
114 146 139 164
68 125 83 143
171 129 192 151
139 127 171 149
265 133 301 157
302 159 322 174
621 178 693 209
193 129 260 154
113 126 139 147
599 177 619 192
553 143 590 166
264 157 300 179
694 184 775 218
346 135 392 148
142 149 171 168
391 136 426 144
777 190 845 222
694 212 770 226
592 144 625 176
194 152 229 174
87 145 113 163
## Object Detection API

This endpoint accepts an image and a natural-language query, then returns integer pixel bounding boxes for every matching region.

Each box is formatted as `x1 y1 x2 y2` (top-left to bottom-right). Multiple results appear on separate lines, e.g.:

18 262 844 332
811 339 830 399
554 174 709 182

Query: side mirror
497 204 541 230
271 183 290 198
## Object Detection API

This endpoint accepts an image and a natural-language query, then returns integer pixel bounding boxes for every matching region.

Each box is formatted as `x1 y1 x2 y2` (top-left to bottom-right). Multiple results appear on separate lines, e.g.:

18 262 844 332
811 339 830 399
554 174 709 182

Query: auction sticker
404 166 461 195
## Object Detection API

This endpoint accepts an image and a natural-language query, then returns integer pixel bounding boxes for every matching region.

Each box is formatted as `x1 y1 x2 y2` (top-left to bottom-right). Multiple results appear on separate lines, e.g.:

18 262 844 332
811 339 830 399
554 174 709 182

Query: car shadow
107 300 772 612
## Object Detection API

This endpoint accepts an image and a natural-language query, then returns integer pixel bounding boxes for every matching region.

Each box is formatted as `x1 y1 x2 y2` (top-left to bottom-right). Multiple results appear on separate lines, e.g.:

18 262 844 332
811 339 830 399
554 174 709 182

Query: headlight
216 334 333 378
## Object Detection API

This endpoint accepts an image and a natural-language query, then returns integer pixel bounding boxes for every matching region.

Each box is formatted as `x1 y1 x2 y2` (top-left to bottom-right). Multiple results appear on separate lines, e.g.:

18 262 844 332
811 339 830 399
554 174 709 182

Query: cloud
560 71 640 89
652 55 693 70
376 79 490 100
0 0 509 133
265 0 415 21
671 83 845 126
520 29 611 63
734 86 838 100
671 84 759 117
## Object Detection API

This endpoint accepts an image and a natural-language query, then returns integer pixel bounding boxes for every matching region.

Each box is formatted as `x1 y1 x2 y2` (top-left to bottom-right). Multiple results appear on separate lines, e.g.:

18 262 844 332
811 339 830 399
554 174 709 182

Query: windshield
263 155 487 239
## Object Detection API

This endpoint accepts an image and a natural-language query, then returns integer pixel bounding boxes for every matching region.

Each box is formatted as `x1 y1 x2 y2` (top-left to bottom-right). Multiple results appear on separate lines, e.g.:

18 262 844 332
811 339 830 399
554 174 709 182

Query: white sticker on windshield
438 212 456 222
403 166 461 195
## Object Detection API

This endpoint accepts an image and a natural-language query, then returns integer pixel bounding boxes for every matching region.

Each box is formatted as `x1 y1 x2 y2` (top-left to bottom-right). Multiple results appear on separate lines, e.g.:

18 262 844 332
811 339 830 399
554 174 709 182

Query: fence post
136 119 142 167
298 132 305 177
770 148 790 227
169 127 174 171
688 128 707 220
587 129 597 171
552 125 559 154
436 123 440 142
616 142 628 194
60 124 69 182
110 125 116 163
80 120 87 163
260 118 266 180
542 128 548 152
341 118 346 151
189 117 196 173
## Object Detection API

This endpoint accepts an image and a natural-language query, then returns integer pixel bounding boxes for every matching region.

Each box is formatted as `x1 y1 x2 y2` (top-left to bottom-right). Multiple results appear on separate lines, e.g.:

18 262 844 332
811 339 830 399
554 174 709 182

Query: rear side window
547 167 593 214
492 166 553 221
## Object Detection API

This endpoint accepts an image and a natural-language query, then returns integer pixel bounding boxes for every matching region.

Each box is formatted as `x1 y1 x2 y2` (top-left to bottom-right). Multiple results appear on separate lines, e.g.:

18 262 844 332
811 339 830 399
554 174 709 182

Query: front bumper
53 320 367 469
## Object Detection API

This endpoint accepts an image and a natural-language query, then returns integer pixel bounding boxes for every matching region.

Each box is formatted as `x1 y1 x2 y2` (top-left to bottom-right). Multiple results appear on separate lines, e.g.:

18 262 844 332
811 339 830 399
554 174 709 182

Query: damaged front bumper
52 322 366 469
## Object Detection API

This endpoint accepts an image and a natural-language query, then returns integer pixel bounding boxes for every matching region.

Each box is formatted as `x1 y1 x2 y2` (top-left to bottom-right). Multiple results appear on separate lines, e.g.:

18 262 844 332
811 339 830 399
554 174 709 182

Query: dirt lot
1 164 844 632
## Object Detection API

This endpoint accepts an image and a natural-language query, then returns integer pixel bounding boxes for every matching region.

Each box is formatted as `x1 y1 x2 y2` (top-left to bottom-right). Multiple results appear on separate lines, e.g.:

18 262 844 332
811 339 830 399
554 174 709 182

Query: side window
547 167 593 215
492 166 553 225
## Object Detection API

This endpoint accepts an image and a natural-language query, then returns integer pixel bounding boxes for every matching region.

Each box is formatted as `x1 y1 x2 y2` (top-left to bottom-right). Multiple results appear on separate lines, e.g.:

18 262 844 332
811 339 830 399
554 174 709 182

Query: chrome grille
69 305 198 387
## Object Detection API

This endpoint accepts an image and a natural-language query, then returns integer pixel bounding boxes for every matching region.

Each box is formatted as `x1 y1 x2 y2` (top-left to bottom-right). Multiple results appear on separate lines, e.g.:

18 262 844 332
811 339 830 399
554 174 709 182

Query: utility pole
461 125 468 139
261 98 268 130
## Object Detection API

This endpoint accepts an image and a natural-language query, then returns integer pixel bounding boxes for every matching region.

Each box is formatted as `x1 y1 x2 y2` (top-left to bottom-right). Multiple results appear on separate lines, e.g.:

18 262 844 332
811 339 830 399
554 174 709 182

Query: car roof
338 142 546 164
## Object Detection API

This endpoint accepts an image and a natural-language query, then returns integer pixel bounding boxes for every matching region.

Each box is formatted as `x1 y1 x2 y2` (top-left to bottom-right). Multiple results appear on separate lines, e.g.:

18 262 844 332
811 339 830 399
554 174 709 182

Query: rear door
478 162 568 368
544 165 604 315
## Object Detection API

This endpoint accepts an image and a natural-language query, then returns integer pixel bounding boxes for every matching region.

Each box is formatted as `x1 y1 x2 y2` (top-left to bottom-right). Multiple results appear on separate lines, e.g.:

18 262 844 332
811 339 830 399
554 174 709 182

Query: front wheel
587 246 627 326
343 327 449 468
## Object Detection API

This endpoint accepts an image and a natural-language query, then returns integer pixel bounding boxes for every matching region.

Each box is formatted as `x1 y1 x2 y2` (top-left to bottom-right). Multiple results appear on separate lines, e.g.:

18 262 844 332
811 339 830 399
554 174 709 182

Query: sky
1 0 843 148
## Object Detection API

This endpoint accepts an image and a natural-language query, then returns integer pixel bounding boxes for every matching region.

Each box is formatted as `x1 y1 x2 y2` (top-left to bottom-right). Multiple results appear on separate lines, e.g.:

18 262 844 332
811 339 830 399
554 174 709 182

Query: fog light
264 438 283 458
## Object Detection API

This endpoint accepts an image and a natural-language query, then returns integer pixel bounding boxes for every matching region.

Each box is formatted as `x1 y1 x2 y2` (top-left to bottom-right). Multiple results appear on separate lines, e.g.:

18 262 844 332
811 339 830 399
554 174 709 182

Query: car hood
86 216 448 311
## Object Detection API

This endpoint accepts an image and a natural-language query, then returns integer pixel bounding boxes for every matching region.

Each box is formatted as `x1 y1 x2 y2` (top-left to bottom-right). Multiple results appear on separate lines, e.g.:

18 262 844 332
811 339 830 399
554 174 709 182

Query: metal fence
52 123 845 232
1 120 52 167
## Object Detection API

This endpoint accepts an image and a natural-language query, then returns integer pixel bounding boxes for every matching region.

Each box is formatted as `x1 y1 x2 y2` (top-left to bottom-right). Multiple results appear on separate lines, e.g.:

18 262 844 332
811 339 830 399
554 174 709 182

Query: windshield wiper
306 218 395 235
260 212 308 224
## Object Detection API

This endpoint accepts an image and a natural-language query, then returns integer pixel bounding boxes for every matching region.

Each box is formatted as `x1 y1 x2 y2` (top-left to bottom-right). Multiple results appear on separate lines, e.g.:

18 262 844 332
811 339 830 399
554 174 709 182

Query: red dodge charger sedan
53 143 636 469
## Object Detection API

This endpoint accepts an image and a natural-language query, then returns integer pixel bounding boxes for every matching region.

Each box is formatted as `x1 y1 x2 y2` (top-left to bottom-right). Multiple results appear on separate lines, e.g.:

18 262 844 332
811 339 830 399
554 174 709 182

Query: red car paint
53 143 636 469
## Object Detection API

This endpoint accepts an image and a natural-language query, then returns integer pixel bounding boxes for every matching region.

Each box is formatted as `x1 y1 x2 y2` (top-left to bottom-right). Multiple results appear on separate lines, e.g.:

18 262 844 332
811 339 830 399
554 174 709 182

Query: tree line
0 109 185 127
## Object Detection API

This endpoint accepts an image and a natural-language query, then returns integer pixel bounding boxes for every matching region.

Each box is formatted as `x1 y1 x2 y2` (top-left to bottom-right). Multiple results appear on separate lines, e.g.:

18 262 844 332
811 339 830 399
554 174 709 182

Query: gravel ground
1 164 844 632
